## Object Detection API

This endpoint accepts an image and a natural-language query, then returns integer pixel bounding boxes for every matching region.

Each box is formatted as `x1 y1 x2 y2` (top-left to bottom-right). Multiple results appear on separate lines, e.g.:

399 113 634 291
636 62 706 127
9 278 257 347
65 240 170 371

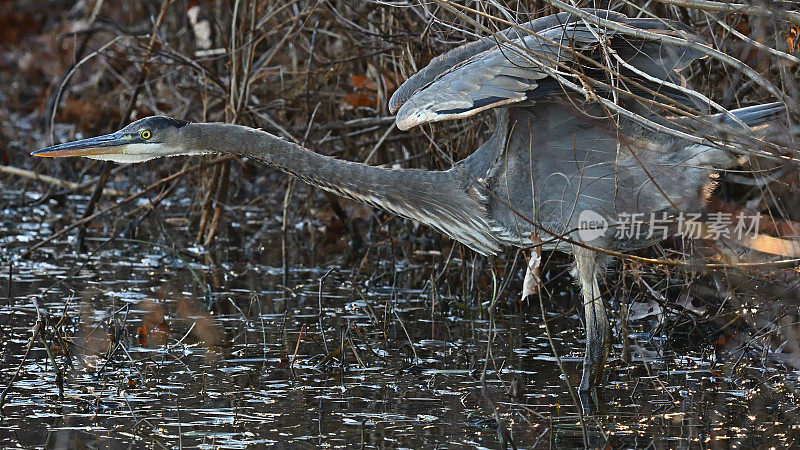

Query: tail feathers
700 102 789 166
715 102 787 128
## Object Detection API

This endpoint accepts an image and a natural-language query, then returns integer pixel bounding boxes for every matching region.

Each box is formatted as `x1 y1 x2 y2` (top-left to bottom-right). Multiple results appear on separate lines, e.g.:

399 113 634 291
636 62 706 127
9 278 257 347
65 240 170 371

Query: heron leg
573 245 611 393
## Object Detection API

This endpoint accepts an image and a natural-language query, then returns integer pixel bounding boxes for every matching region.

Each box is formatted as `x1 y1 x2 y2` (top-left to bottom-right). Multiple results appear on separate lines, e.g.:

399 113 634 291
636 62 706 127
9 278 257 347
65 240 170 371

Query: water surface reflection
1 189 797 448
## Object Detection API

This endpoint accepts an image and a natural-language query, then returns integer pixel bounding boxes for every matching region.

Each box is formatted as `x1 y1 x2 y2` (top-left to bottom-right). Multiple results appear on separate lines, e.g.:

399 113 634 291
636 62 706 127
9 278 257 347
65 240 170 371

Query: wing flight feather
391 10 707 130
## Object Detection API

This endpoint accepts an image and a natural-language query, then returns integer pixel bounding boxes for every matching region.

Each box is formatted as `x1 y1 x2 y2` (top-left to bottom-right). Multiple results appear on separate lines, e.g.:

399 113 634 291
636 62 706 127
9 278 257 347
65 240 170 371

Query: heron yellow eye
140 130 151 140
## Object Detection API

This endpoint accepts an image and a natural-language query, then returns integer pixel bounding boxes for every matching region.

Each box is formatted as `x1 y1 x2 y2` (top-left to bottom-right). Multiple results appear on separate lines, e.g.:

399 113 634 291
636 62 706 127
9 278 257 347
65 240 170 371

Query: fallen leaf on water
136 325 148 346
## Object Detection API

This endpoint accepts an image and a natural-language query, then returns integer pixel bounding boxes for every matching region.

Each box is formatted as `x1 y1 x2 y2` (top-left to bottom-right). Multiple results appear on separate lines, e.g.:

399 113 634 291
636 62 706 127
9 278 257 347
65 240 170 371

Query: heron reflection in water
33 10 789 394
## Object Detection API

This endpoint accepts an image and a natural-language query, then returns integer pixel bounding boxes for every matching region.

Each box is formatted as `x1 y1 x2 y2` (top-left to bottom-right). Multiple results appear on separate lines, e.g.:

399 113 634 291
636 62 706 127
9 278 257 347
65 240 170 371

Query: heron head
32 116 190 163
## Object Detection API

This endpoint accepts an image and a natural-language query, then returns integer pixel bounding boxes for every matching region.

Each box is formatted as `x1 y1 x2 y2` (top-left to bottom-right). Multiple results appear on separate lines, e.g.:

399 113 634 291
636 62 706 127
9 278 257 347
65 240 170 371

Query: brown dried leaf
350 74 377 91
136 325 148 346
342 92 375 109
788 26 798 54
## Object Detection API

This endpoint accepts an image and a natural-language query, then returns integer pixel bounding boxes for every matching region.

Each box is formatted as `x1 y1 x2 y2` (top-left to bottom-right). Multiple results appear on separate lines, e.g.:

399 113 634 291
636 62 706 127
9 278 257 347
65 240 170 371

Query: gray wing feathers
388 9 624 114
394 26 590 130
392 9 706 130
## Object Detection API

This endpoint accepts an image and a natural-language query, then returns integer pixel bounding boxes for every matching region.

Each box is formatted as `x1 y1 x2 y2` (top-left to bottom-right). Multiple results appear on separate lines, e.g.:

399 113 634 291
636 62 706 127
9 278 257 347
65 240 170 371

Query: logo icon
577 210 608 242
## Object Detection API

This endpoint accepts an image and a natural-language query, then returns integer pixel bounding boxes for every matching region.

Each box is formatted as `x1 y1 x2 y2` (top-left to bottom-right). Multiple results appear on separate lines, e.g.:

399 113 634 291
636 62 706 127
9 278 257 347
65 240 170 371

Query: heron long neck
182 122 502 255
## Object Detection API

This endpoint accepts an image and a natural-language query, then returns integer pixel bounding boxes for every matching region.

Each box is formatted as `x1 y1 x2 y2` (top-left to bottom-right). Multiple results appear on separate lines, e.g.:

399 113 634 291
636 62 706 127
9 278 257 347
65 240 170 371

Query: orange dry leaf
350 74 377 91
788 26 798 54
136 325 148 346
342 74 378 109
343 92 375 108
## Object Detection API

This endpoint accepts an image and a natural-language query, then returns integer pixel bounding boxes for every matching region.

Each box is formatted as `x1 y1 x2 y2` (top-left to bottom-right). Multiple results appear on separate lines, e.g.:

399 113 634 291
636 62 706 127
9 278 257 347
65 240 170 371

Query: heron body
33 10 786 395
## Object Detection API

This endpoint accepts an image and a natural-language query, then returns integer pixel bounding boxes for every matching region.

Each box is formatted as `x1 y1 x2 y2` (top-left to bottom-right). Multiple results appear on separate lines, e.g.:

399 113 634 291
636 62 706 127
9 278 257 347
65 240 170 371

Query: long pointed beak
31 132 130 158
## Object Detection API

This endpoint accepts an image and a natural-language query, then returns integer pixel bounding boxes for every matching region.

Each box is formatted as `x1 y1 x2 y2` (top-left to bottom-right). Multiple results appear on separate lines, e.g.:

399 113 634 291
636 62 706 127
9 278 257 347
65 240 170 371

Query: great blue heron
33 10 787 393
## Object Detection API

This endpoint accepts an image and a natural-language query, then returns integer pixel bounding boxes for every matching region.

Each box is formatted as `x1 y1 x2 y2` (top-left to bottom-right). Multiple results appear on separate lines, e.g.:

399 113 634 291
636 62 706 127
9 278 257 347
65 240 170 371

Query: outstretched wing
390 10 705 131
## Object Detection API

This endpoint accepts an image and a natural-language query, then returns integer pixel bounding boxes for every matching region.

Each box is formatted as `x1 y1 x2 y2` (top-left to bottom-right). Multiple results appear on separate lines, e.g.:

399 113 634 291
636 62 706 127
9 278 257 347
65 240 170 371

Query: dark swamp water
1 185 799 449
